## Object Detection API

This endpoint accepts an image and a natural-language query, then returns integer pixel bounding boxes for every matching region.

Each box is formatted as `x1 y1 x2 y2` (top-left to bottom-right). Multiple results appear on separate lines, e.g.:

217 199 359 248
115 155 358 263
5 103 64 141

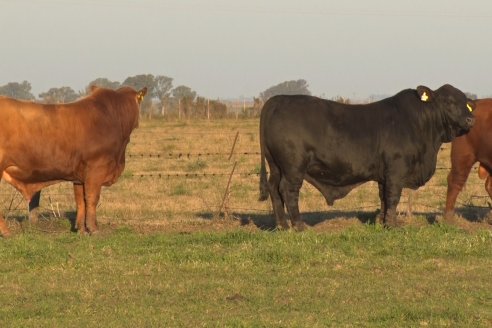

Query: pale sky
1 0 492 100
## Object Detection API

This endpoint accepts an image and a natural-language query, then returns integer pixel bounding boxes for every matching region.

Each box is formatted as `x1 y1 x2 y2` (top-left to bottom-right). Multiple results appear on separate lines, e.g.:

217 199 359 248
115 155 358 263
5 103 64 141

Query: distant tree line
0 76 315 119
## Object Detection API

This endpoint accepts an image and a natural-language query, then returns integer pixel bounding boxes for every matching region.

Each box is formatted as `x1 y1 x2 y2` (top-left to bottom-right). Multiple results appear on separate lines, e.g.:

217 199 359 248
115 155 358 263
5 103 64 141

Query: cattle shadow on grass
453 206 490 222
7 210 78 233
196 207 490 230
64 211 78 232
32 209 78 232
198 210 377 230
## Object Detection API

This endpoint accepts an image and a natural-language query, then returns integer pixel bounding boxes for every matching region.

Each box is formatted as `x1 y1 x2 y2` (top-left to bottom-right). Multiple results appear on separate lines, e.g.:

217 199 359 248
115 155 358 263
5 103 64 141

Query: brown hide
445 98 492 218
0 86 147 236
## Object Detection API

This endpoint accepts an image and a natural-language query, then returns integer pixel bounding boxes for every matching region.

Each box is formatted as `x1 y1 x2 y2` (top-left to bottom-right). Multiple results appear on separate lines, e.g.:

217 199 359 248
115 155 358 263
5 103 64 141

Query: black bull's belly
258 86 474 230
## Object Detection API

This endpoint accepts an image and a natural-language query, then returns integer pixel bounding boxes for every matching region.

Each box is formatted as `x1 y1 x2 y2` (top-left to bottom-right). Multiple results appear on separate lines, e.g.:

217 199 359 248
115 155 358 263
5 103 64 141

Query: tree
195 96 207 118
38 86 78 103
0 81 35 100
172 85 197 118
331 95 351 104
172 85 196 101
248 97 262 117
86 78 121 92
122 74 156 112
122 74 155 92
259 79 311 102
154 75 173 115
209 99 227 119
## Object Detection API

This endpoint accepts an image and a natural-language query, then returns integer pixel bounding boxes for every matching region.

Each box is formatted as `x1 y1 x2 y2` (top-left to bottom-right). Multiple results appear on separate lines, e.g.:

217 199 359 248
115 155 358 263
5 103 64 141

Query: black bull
259 84 475 230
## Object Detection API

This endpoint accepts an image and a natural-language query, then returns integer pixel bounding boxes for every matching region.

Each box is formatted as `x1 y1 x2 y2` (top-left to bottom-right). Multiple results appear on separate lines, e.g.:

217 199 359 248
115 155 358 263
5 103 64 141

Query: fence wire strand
1 142 491 218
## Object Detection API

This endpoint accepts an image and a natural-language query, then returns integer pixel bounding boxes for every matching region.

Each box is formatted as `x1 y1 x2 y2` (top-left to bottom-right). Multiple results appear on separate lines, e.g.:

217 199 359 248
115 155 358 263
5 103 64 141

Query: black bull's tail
258 100 270 201
259 146 269 201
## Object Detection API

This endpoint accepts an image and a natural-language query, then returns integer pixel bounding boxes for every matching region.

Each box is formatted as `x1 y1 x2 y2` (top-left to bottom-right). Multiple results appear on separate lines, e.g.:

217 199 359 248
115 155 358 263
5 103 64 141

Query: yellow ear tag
421 92 429 102
137 93 144 102
467 104 473 112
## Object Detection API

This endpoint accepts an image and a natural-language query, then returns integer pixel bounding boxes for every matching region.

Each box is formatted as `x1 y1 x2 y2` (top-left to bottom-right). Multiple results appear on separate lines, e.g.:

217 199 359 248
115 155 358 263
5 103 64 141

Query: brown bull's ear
137 87 147 103
416 86 434 102
466 100 476 113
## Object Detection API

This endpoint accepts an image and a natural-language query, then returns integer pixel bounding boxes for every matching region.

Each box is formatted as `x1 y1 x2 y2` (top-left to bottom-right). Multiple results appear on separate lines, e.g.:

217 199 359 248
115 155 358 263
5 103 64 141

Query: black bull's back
259 85 475 230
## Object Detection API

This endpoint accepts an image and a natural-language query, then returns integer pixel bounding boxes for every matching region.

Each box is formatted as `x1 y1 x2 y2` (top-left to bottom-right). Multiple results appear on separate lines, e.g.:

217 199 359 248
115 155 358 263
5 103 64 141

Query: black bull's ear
416 86 434 102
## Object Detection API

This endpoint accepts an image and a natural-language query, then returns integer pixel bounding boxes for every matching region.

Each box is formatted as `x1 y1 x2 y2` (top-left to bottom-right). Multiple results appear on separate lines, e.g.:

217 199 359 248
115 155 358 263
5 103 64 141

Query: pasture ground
1 118 491 327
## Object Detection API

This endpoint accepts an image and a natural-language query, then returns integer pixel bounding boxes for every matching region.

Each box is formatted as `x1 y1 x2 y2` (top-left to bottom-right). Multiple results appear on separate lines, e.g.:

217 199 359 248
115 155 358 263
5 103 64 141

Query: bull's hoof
486 212 492 225
89 229 100 235
29 208 40 225
383 218 403 229
276 220 290 231
0 222 12 238
292 221 307 232
77 228 89 236
443 211 455 221
440 212 458 225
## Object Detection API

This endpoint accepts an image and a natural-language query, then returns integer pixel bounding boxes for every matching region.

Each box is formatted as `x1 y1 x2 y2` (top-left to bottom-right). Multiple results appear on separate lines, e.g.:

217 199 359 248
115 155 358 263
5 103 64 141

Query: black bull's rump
259 84 475 230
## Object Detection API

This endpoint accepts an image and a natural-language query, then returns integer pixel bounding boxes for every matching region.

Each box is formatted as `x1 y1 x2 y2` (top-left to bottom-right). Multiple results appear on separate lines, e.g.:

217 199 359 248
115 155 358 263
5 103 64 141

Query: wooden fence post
228 131 239 161
216 131 240 219
218 161 237 219
178 98 181 120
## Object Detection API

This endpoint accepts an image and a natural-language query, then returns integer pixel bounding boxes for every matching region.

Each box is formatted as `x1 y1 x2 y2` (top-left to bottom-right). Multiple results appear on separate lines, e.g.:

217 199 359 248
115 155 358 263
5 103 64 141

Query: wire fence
127 151 260 159
0 139 490 222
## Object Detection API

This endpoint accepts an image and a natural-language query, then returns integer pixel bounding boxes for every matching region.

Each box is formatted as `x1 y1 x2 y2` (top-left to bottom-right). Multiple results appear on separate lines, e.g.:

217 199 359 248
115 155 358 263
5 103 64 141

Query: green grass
1 118 492 327
1 225 491 327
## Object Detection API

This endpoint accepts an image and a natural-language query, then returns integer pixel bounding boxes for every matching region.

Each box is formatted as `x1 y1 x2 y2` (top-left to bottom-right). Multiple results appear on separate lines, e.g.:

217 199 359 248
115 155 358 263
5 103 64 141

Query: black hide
259 84 475 229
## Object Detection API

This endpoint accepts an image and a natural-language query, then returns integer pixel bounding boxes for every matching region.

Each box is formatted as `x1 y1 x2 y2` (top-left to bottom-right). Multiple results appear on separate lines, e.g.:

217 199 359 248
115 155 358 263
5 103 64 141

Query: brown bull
445 98 492 222
0 86 147 237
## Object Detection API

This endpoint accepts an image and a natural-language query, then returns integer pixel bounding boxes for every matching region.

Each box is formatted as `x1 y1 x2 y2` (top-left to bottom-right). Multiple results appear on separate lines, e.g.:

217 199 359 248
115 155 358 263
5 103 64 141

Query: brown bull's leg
0 213 11 237
279 177 305 231
73 183 87 234
28 191 41 224
483 175 492 224
83 181 102 234
267 164 290 230
444 159 475 222
0 175 11 237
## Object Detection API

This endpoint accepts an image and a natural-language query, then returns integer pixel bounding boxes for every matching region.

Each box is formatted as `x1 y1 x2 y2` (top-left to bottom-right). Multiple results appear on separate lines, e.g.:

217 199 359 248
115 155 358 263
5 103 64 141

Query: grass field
0 118 491 327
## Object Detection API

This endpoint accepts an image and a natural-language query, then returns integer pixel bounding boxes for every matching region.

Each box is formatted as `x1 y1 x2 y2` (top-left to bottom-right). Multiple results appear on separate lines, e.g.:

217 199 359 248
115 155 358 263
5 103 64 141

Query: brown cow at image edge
0 86 147 237
445 98 492 224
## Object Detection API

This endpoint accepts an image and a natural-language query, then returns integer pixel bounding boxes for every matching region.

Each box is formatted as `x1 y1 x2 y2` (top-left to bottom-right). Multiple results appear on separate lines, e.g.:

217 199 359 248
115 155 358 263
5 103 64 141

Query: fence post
178 98 181 120
216 131 240 219
228 131 239 161
218 161 237 219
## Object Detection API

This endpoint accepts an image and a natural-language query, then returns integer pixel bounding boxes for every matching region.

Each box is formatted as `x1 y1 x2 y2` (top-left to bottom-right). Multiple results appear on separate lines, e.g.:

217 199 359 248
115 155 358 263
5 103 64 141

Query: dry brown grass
1 117 491 234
